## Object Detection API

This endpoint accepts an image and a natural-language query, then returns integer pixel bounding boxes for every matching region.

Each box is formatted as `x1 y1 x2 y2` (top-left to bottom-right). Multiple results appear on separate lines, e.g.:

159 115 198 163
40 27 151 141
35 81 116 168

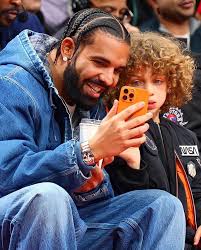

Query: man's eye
114 68 123 74
94 60 104 66
102 7 113 14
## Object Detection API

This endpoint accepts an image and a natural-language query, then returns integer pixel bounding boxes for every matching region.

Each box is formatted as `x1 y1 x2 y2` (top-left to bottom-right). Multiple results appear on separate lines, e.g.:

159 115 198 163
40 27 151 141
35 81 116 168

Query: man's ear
146 0 160 16
147 0 158 10
60 37 75 62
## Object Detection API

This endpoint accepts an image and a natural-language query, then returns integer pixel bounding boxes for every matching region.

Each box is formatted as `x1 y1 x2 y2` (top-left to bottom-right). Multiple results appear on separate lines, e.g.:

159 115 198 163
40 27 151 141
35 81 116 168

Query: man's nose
11 0 22 7
99 69 118 87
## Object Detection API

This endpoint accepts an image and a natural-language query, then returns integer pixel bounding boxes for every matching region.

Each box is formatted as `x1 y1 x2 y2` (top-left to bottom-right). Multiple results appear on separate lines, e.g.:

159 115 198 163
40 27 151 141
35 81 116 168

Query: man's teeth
89 84 102 93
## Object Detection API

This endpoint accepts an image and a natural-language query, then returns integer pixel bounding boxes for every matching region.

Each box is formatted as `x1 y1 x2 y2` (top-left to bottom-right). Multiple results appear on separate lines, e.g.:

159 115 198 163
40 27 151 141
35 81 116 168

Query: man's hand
89 100 152 161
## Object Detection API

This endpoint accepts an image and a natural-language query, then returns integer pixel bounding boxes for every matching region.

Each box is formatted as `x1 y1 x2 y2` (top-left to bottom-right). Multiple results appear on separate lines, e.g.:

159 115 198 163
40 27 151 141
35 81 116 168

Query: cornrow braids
53 8 130 62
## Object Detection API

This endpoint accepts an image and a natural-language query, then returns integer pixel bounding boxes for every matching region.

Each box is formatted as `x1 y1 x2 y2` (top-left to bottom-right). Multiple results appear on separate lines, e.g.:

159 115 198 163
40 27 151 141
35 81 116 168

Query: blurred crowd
1 0 201 53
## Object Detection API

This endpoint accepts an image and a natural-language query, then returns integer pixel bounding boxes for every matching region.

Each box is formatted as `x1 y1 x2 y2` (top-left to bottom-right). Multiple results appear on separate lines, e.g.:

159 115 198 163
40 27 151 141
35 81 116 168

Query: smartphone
117 86 149 118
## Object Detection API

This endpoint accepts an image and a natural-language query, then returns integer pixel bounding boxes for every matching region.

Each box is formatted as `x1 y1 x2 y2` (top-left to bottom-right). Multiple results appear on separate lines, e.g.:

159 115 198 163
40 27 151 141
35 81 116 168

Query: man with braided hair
0 8 185 249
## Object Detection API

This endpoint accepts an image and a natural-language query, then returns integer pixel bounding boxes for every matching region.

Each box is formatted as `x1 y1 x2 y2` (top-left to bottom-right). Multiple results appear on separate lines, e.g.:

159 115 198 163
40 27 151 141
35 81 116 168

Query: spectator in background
41 0 73 36
72 0 139 33
196 0 201 20
22 0 45 27
140 0 201 53
22 0 41 13
127 0 155 27
0 0 21 27
0 0 45 50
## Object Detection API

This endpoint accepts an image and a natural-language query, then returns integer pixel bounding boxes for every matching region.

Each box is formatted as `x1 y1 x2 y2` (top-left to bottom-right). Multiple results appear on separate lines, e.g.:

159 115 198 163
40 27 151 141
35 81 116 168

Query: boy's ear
60 37 75 61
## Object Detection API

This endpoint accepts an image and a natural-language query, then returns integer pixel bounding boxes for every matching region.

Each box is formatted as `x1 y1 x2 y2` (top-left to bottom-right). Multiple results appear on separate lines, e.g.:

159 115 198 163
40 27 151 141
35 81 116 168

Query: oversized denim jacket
0 30 113 206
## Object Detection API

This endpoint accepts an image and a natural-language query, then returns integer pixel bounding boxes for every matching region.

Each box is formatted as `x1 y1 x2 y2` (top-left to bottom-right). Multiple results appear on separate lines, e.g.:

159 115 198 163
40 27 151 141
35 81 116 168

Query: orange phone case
117 86 149 118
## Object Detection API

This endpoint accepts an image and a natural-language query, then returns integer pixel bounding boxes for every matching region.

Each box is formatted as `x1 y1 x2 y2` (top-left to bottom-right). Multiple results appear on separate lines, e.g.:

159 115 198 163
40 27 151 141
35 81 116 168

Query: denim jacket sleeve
0 76 113 204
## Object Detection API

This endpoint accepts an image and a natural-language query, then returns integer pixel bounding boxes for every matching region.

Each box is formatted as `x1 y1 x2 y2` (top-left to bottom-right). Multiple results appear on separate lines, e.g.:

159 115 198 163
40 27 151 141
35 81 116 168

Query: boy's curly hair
105 32 195 113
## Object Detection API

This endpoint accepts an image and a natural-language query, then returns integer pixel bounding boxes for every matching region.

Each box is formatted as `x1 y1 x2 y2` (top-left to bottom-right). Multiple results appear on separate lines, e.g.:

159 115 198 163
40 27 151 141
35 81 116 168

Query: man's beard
0 7 20 27
158 8 192 23
63 63 106 110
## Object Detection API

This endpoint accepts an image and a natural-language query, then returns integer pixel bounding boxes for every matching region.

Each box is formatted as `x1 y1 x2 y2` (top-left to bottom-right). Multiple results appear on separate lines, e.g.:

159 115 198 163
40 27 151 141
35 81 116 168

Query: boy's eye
155 79 163 85
131 80 144 86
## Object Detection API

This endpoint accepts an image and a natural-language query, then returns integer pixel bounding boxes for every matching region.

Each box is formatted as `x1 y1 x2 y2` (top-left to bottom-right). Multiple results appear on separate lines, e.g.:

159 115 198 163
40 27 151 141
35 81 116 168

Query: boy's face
127 67 167 123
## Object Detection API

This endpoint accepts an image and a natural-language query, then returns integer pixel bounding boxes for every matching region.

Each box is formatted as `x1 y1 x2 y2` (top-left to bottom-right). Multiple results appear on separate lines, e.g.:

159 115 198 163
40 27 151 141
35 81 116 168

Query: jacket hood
0 29 57 90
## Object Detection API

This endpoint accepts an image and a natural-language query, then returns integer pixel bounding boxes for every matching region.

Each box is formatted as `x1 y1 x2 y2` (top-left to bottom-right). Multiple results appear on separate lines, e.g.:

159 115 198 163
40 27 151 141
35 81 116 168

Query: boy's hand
194 225 201 247
119 147 141 169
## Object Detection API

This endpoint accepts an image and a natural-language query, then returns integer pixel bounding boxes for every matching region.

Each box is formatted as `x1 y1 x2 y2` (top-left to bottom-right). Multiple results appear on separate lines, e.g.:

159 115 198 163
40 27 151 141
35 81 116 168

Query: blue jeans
0 183 185 250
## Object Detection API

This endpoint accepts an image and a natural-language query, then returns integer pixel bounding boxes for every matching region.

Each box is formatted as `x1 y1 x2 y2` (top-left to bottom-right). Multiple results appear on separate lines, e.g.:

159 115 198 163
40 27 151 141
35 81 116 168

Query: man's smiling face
63 30 130 109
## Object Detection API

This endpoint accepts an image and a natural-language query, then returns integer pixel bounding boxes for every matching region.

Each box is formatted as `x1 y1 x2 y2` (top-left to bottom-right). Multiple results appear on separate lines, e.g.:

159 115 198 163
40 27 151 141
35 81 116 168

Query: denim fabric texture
0 30 110 205
0 183 185 250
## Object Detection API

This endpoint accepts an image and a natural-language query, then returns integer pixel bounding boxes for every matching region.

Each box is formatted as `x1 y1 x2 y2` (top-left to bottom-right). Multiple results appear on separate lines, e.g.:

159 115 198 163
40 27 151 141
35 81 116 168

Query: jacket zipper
175 150 198 230
157 124 178 197
59 96 74 140
157 124 197 229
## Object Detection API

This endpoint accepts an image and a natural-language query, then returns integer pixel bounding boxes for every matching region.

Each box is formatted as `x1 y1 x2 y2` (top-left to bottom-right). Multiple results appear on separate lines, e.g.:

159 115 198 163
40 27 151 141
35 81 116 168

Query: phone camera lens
123 95 127 100
129 93 134 98
124 89 129 94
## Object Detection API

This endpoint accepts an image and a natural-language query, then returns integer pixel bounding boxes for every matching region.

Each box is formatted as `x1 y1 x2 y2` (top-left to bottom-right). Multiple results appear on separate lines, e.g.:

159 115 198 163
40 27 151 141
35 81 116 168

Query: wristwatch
80 141 96 166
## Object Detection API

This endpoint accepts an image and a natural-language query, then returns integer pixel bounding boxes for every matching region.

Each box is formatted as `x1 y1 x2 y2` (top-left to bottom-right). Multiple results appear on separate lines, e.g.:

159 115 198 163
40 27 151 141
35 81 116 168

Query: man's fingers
116 102 146 120
127 124 149 140
127 112 153 129
103 100 118 121
125 134 147 148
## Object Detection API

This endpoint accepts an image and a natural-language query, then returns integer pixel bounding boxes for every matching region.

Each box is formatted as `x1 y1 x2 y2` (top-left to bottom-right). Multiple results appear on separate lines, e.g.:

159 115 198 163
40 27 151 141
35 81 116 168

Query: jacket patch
187 161 196 178
145 136 157 150
179 145 199 156
163 107 188 126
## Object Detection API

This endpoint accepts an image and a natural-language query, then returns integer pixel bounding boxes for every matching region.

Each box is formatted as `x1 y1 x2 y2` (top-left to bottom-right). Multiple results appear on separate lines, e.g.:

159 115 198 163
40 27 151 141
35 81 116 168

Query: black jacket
181 53 201 153
106 117 201 247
